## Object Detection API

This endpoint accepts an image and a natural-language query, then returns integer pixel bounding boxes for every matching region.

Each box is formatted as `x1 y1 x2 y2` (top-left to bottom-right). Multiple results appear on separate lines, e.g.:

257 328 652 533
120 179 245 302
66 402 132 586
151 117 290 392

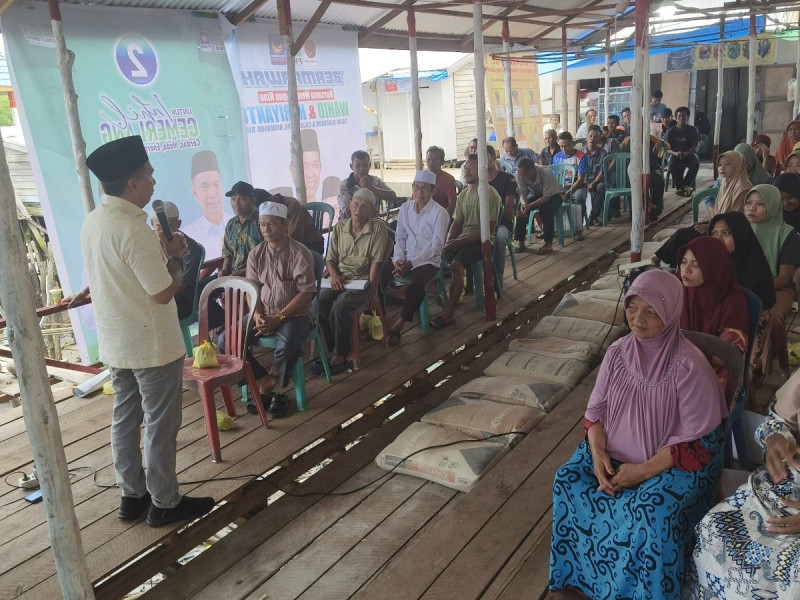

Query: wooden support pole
795 12 800 119
603 29 611 124
642 14 651 226
278 0 306 203
628 0 647 261
291 0 332 56
502 19 514 139
408 8 423 172
747 14 756 144
473 2 496 321
48 0 94 215
0 129 95 597
713 17 725 180
561 26 569 132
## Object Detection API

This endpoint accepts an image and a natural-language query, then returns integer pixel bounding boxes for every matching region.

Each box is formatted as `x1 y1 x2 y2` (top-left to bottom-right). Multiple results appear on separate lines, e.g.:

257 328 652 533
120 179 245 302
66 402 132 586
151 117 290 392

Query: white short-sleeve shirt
81 195 186 369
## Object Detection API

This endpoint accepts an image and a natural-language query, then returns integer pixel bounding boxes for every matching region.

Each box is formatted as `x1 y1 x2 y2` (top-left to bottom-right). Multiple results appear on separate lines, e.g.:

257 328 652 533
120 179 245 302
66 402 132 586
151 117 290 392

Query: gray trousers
244 316 313 388
315 288 367 356
110 357 183 509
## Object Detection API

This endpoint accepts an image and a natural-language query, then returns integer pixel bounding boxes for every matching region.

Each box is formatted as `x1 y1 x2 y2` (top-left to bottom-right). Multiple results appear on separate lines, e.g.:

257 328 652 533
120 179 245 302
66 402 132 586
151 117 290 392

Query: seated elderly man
430 154 501 330
336 150 397 222
254 188 324 255
243 200 317 417
380 170 449 344
220 181 263 276
315 188 391 374
150 201 205 321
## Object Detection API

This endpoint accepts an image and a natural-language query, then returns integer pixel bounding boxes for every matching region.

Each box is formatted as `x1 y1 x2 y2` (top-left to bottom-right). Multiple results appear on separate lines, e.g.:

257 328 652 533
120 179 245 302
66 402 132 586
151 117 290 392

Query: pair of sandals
676 187 694 197
247 392 289 418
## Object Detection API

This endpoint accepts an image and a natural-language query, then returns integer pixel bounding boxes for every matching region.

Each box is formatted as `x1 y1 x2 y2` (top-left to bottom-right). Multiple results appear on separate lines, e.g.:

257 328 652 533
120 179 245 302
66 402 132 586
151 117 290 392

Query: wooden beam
230 0 271 26
291 0 332 55
524 0 608 45
360 0 415 43
0 0 16 18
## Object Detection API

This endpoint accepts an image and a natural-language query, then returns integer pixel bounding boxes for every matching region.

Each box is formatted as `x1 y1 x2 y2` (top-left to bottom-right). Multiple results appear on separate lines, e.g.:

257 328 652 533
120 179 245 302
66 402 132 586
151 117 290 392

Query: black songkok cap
191 150 220 178
225 180 255 197
86 136 148 182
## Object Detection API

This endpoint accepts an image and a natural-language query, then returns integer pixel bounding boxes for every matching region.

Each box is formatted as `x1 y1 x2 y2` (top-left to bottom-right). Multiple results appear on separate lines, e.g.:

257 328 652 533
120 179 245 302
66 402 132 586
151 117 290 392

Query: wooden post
747 14 756 144
0 129 95 598
502 19 514 139
375 81 387 181
408 8 423 172
561 26 569 132
642 19 651 225
48 0 94 215
604 30 611 124
473 1 496 321
628 0 648 261
278 0 306 203
713 18 725 179
795 12 800 119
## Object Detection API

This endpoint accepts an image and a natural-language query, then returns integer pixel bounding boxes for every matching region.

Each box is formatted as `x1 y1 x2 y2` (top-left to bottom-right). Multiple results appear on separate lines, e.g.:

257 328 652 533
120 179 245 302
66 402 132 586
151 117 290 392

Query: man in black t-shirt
664 106 700 197
488 145 517 278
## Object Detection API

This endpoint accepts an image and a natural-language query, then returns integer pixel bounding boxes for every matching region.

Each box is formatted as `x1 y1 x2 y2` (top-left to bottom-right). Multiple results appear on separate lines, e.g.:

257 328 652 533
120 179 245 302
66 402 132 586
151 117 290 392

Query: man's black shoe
269 394 289 417
118 492 151 521
146 495 215 528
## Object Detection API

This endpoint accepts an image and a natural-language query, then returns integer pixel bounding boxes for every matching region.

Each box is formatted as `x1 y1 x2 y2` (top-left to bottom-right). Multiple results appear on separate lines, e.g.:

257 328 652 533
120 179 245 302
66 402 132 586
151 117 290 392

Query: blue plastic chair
526 163 577 247
307 202 335 254
601 152 632 226
725 287 762 469
692 187 719 223
242 251 331 412
180 245 206 356
497 158 516 174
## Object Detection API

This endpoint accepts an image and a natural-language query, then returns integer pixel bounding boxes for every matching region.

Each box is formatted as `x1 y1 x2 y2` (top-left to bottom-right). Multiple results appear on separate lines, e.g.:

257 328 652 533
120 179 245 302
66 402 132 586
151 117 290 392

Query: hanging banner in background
484 52 543 151
225 21 364 221
666 34 776 71
2 4 247 361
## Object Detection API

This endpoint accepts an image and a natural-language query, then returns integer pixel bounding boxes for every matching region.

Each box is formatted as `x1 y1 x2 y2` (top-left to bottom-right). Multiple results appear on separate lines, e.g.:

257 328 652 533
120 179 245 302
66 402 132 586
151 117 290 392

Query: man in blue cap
82 135 215 527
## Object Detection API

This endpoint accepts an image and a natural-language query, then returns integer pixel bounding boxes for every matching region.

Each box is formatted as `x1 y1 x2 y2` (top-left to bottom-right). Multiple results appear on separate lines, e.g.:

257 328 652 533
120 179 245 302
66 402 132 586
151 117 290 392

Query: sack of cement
484 352 590 388
375 422 509 492
590 273 624 291
552 292 624 326
451 376 570 412
421 397 544 445
508 336 598 362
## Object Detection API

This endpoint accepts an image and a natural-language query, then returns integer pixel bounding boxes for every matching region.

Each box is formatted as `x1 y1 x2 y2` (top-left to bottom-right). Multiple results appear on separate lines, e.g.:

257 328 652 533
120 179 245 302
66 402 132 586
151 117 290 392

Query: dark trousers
668 154 699 190
314 289 367 356
222 316 313 388
514 195 562 244
650 172 665 215
380 262 439 322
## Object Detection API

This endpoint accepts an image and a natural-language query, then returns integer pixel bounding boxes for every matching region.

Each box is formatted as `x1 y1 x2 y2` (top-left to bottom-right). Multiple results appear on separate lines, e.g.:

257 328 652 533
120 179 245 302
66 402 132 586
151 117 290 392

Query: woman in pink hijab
549 269 727 599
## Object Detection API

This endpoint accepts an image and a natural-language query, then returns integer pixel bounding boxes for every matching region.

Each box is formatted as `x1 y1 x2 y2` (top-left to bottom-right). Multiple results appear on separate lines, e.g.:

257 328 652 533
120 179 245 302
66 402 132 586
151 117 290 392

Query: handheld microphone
152 200 174 241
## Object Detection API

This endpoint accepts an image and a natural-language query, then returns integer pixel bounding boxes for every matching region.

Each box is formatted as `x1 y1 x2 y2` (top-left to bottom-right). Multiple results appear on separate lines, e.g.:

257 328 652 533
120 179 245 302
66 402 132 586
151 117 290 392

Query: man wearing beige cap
243 201 316 417
316 187 391 373
81 135 214 527
183 150 231 259
381 170 448 344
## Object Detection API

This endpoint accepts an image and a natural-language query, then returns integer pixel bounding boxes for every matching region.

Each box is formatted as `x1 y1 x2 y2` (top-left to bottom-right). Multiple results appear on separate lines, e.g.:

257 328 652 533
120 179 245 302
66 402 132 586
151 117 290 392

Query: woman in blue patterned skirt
549 269 728 599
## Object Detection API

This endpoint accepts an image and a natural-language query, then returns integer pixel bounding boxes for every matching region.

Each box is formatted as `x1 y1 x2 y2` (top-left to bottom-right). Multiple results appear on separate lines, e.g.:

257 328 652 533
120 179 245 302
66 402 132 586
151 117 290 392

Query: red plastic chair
183 276 266 462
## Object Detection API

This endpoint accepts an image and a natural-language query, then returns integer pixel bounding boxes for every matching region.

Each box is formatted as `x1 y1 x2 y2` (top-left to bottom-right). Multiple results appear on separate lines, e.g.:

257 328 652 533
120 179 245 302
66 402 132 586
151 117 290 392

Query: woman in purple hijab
549 269 727 599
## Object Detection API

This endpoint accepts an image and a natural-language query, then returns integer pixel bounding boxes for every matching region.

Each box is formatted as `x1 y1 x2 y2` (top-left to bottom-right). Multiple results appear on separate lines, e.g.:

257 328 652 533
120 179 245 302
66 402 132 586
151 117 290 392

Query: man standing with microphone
81 135 214 527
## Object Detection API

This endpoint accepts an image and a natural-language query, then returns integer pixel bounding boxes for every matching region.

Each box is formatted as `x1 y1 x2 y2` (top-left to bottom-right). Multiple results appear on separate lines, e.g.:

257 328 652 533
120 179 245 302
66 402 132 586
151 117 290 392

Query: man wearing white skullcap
241 200 317 417
380 170 448 344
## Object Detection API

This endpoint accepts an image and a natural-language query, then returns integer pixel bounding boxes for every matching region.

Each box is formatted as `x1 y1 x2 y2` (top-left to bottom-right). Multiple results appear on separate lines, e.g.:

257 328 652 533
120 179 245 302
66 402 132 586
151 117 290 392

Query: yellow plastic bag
216 410 235 431
192 340 220 368
789 343 800 368
366 311 384 341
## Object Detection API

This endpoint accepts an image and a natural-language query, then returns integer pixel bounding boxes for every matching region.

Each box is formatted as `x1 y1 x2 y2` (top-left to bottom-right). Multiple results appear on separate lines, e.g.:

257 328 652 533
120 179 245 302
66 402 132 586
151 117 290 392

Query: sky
358 48 467 82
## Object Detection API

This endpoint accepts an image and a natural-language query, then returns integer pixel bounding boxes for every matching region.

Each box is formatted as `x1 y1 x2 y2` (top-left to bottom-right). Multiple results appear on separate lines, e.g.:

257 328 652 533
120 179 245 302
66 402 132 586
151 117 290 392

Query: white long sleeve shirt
393 199 449 269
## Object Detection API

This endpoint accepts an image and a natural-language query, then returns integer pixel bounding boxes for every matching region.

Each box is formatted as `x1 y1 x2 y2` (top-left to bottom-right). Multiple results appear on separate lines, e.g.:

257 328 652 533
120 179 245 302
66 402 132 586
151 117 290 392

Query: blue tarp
377 68 449 81
538 15 765 75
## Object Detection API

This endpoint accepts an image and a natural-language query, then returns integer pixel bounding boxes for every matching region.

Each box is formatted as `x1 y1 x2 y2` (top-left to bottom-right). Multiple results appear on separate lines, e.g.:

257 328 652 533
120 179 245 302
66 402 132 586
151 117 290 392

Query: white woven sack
450 376 570 412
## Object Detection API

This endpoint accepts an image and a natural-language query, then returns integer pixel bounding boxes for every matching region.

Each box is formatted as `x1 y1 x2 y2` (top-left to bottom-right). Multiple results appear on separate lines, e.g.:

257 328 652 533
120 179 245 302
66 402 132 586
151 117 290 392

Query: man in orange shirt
426 145 457 215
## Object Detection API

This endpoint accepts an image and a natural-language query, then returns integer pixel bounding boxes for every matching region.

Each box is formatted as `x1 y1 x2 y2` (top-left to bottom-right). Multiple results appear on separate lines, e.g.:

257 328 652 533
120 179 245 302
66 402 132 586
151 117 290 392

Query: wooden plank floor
0 192 693 600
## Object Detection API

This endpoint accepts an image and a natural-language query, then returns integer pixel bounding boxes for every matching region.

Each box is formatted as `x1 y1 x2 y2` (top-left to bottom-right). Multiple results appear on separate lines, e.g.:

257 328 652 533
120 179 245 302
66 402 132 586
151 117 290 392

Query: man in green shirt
316 188 391 374
430 154 501 329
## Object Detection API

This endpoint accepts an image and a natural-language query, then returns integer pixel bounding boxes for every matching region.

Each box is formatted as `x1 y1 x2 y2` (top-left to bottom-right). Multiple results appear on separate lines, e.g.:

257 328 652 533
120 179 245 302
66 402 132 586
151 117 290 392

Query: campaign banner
666 34 776 72
2 4 247 361
225 20 365 221
485 51 544 151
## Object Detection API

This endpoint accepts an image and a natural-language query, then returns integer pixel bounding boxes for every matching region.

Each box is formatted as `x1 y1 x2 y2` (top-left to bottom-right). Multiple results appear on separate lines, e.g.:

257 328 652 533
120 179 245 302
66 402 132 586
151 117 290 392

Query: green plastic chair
306 202 335 253
601 152 632 226
497 158 515 174
526 163 578 247
395 261 448 334
692 187 719 223
180 245 206 356
242 251 331 412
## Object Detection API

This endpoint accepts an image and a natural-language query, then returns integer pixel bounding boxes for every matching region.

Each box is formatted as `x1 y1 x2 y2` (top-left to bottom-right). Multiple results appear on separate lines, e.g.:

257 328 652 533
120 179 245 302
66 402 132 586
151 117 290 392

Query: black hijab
707 211 776 311
773 172 800 232
654 227 701 268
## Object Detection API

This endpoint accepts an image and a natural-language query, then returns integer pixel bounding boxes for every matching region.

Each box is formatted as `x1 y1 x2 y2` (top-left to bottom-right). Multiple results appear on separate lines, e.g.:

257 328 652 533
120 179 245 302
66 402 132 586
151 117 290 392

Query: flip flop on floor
328 361 351 375
536 246 554 255
429 315 455 330
387 330 402 346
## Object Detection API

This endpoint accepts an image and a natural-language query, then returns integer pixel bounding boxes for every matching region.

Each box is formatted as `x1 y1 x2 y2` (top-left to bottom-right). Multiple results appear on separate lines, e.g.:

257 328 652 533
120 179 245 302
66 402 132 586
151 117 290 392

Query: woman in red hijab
775 120 800 170
677 236 750 393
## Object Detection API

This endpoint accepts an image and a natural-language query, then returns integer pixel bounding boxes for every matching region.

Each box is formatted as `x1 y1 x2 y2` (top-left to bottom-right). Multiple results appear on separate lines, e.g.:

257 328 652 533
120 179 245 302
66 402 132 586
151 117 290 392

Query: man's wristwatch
167 256 184 270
